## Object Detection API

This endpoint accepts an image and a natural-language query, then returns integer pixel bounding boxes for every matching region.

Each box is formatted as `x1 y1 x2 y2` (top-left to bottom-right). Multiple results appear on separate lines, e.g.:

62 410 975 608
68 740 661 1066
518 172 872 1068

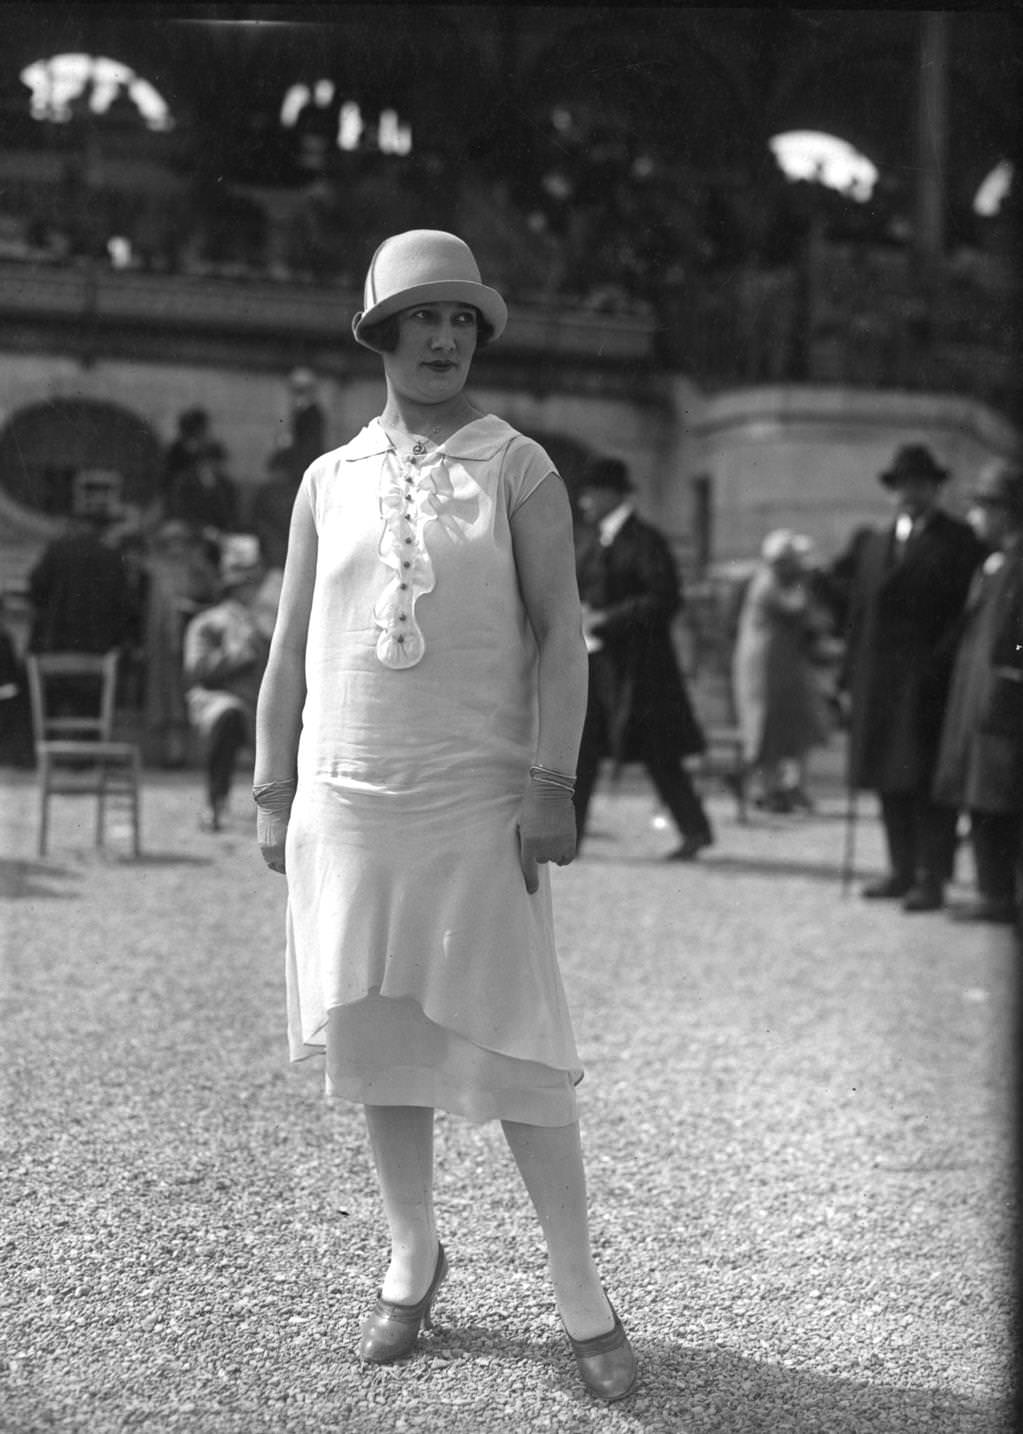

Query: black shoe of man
902 884 943 913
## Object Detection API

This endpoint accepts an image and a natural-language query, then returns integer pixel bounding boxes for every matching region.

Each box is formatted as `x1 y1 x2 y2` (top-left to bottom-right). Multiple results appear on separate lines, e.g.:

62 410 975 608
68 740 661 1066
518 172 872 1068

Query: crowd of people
0 366 326 818
722 440 1022 927
840 443 1022 925
0 228 1019 927
3 392 1020 929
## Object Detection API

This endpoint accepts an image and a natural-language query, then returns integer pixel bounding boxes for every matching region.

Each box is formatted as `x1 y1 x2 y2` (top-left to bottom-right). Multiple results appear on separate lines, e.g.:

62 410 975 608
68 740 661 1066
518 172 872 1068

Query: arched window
769 131 878 202
279 82 411 156
0 399 163 518
19 54 173 132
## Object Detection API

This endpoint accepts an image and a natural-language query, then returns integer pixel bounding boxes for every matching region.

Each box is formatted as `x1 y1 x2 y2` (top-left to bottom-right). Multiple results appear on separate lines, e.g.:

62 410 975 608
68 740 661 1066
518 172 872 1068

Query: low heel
358 1244 448 1364
564 1295 637 1403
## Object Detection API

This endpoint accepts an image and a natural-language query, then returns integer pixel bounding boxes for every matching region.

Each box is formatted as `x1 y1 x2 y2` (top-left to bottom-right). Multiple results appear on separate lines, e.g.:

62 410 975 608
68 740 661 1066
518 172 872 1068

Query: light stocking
501 1118 614 1341
364 1104 438 1304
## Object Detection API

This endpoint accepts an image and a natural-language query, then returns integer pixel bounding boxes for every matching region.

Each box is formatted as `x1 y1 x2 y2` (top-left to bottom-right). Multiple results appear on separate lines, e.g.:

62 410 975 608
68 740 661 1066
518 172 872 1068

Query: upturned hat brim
353 279 508 349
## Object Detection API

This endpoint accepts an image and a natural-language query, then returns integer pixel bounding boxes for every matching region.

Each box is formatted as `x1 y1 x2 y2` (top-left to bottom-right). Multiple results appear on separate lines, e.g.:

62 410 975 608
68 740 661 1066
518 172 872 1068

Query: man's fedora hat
579 456 633 494
352 230 508 350
879 443 950 489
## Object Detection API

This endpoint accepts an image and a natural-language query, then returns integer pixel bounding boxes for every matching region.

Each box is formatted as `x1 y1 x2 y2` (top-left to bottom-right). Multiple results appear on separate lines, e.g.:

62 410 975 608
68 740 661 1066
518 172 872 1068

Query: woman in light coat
732 529 831 811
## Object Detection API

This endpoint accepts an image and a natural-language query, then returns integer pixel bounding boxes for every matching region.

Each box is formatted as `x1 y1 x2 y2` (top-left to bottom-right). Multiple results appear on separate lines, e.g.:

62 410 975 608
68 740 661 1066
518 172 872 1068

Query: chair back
26 651 120 745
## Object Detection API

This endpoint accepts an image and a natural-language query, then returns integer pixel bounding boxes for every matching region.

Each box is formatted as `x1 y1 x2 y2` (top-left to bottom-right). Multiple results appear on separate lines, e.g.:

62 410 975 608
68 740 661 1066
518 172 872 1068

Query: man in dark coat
27 502 135 722
165 439 240 539
843 443 985 911
27 510 132 657
285 366 326 480
250 448 301 573
160 406 210 510
933 460 1023 924
573 456 712 860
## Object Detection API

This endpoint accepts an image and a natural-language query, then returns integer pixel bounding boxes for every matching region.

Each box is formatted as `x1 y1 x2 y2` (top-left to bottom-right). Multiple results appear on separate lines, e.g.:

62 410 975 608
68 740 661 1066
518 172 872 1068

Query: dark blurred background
0 5 1020 703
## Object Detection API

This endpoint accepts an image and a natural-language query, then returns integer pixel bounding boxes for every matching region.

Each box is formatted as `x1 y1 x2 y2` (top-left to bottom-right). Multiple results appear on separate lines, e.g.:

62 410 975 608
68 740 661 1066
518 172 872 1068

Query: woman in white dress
252 230 636 1402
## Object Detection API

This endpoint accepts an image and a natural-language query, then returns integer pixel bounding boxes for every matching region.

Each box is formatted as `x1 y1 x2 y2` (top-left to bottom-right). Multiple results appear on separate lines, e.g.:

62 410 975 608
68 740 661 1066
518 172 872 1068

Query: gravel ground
0 758 1017 1434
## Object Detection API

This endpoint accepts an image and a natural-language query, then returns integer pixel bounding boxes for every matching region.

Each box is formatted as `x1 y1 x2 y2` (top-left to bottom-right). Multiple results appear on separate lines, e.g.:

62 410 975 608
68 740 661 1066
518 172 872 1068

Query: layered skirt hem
304 992 580 1127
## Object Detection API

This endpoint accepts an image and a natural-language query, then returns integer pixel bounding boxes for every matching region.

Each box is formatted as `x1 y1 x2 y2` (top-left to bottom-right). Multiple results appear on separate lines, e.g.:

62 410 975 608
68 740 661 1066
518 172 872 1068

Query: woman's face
384 302 479 405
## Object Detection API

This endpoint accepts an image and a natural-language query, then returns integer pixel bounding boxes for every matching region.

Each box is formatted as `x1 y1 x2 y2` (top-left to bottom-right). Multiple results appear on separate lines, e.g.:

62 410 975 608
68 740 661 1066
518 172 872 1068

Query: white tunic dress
284 415 582 1124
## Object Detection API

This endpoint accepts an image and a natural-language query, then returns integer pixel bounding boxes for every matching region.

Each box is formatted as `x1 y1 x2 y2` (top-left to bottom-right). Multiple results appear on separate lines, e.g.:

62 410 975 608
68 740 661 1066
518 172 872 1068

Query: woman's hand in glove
517 769 577 894
253 779 296 875
257 806 289 874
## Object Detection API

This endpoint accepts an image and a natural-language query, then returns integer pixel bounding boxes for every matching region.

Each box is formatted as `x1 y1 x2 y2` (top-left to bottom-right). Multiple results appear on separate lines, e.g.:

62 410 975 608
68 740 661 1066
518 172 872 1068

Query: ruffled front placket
373 443 441 669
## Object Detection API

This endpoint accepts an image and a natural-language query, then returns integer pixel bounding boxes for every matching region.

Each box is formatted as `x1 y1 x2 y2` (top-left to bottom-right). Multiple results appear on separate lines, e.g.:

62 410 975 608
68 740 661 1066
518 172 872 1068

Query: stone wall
1 346 1019 594
658 380 1022 570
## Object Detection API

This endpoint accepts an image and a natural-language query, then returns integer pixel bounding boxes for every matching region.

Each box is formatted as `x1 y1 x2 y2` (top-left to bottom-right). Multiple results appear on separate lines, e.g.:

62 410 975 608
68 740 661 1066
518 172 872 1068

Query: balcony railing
0 258 657 363
0 243 1017 421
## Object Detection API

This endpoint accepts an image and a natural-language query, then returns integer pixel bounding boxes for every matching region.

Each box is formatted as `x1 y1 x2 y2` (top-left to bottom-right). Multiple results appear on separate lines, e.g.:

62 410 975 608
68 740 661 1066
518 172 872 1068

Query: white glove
253 779 296 875
517 770 577 894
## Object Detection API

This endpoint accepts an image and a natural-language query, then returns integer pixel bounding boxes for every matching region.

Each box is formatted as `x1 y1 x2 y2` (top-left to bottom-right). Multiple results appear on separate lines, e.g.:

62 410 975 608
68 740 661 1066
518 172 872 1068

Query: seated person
183 536 272 831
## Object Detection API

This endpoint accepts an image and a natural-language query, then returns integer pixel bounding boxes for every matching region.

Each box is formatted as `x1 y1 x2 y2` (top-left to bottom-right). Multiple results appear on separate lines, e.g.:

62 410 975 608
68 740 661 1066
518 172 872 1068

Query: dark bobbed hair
359 305 495 354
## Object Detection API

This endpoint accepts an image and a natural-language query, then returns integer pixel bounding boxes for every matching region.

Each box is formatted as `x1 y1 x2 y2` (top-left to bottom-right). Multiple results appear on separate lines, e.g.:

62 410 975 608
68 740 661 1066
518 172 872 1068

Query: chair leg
96 766 107 848
131 754 141 858
38 760 49 858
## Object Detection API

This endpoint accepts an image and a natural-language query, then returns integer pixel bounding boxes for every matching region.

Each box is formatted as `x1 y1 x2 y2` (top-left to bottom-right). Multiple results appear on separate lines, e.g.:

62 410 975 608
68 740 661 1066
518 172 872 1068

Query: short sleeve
301 450 338 531
502 435 559 515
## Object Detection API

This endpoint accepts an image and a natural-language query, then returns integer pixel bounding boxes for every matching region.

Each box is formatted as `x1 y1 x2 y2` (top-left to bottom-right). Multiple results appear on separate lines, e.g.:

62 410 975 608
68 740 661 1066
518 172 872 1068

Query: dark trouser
969 810 1023 906
879 790 959 892
574 720 712 849
207 708 247 809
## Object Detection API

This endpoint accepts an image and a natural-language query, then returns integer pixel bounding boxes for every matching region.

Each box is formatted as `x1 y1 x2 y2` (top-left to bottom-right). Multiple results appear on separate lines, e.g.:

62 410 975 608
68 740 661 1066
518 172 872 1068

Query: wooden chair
26 652 142 857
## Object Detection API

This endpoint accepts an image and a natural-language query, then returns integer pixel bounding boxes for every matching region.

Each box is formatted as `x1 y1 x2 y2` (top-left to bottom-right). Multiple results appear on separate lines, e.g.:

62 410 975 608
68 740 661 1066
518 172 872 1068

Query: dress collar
341 414 517 462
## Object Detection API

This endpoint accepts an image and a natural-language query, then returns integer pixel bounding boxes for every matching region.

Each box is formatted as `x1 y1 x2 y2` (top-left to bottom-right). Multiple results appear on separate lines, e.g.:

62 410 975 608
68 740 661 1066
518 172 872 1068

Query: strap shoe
564 1297 637 1403
358 1244 448 1364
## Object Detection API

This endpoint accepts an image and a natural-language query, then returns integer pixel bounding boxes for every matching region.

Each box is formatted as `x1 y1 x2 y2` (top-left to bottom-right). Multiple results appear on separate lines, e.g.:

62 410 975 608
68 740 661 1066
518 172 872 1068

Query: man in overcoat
573 456 712 860
27 505 132 658
842 443 985 911
285 366 326 481
933 460 1023 924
